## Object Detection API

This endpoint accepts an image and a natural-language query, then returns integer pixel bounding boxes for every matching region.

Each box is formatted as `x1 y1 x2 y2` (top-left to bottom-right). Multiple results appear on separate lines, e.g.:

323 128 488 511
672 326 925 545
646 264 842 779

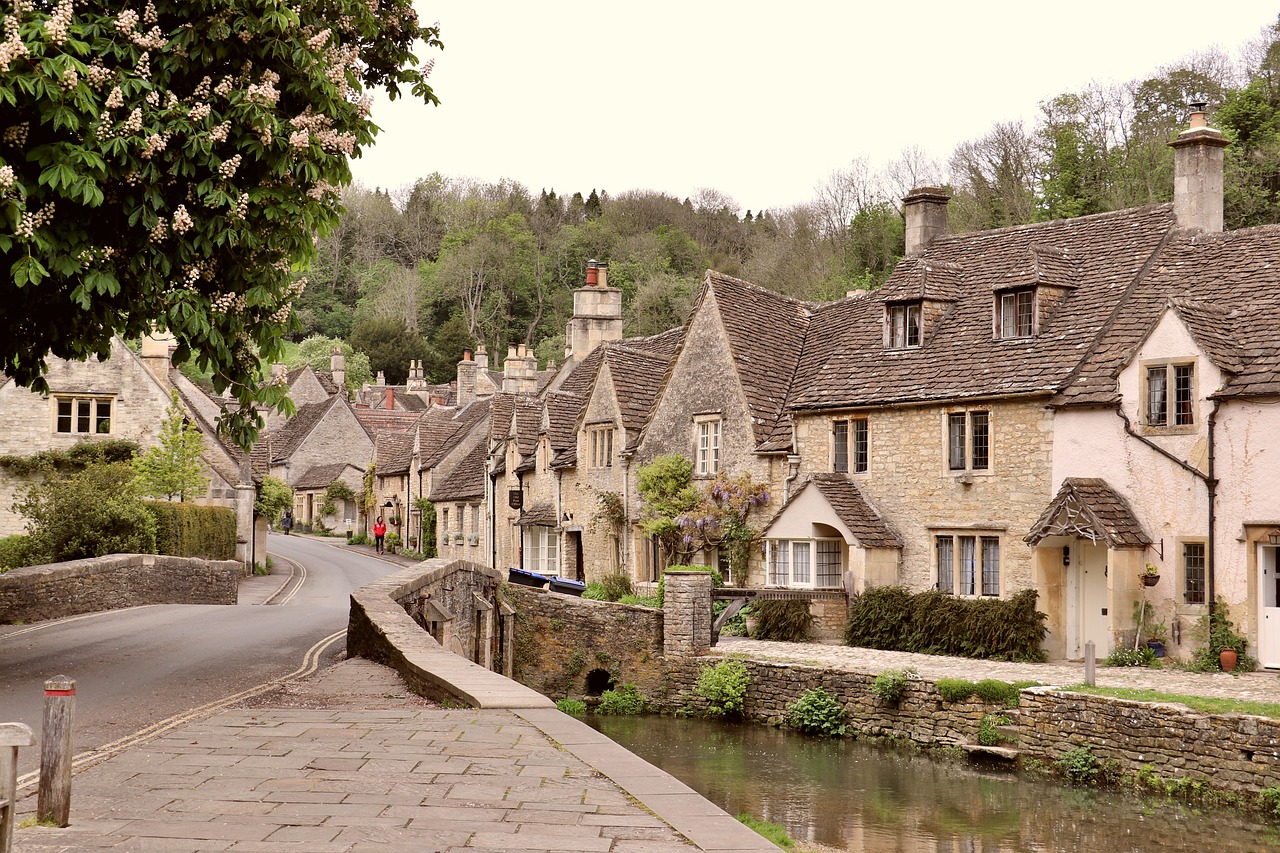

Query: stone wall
509 584 665 700
0 554 243 623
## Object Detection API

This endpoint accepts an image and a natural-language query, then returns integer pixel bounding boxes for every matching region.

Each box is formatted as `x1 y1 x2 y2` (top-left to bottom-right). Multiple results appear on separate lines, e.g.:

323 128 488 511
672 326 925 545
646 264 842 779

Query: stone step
960 744 1019 761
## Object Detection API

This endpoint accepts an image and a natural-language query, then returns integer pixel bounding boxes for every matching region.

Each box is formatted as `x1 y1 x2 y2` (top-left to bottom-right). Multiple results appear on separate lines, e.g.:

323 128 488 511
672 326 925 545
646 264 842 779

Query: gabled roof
1025 477 1150 548
517 502 557 527
353 406 422 437
294 462 361 490
420 398 490 470
1056 224 1280 405
788 205 1176 411
605 345 673 446
765 473 900 549
375 429 416 476
878 257 963 303
429 441 486 502
544 391 584 453
266 396 341 463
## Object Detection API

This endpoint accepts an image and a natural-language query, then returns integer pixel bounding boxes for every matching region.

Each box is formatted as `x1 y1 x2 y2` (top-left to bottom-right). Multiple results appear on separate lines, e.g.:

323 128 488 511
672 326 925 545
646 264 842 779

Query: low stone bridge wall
0 554 243 623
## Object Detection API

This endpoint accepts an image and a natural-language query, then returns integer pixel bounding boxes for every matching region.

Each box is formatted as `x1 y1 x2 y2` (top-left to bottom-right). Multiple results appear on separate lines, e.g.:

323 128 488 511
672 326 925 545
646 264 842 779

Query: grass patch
736 813 794 849
1063 685 1280 720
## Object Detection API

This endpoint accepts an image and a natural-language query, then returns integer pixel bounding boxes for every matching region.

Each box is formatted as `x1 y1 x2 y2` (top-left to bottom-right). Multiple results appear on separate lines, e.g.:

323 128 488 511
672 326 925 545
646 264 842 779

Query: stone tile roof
807 474 901 549
517 502 557 527
789 205 1176 411
294 462 358 490
314 370 341 395
429 441 486 502
489 394 516 444
1025 477 1151 548
606 345 674 450
514 399 541 459
556 347 607 399
353 407 422 438
878 257 963 303
702 271 814 449
1057 225 1280 405
420 399 490 470
396 394 429 412
545 391 584 454
267 396 341 463
376 429 416 476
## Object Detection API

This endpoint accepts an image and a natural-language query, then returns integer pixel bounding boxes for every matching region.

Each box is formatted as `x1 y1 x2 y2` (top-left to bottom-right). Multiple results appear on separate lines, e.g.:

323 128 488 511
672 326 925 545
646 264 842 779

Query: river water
589 714 1277 852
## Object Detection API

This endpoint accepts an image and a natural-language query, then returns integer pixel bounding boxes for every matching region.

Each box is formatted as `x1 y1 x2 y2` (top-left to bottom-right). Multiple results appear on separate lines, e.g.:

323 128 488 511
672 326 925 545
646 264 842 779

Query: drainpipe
516 471 525 570
622 450 632 577
489 464 498 569
417 468 424 552
784 454 802 501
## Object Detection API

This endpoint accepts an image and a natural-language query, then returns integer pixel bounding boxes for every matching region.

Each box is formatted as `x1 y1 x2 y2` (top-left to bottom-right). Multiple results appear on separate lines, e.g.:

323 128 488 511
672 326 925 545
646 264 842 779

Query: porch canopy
1025 477 1150 547
763 473 900 549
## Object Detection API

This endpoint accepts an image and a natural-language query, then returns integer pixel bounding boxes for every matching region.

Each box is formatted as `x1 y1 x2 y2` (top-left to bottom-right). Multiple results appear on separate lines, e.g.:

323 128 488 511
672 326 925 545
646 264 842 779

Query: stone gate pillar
663 570 712 656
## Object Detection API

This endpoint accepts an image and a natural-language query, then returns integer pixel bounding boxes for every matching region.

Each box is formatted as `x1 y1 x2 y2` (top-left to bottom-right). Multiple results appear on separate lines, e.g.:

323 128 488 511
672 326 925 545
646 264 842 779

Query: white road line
0 607 155 641
14 628 347 791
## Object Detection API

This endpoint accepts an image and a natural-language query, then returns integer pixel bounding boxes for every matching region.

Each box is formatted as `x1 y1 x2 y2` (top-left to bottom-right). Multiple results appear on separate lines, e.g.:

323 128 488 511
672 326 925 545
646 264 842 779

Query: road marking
260 552 306 605
14 628 347 792
0 607 155 641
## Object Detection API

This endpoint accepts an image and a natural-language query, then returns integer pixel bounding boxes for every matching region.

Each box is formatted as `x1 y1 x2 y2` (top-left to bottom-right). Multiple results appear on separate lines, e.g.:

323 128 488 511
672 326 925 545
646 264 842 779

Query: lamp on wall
1062 545 1071 566
1268 529 1280 546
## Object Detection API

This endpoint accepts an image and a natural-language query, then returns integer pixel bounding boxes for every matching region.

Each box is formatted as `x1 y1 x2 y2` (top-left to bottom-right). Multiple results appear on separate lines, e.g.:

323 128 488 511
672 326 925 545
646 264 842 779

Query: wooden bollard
37 676 75 827
1 722 36 853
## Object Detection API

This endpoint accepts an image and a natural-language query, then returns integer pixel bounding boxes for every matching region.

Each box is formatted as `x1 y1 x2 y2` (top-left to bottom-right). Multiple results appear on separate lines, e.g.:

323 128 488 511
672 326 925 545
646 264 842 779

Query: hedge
145 501 237 560
843 586 1047 661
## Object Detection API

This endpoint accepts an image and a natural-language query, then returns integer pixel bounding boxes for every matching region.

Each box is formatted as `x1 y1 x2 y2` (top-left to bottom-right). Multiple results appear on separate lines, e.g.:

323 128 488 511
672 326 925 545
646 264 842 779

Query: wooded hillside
299 18 1280 385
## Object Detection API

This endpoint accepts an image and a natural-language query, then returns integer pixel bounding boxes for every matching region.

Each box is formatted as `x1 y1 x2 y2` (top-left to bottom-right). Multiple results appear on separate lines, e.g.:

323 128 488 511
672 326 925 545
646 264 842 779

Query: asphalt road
0 533 399 779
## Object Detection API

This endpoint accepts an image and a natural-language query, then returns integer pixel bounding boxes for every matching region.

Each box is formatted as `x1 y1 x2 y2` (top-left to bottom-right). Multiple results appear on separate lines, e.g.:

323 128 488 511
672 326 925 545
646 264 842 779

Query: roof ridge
930 203 1173 245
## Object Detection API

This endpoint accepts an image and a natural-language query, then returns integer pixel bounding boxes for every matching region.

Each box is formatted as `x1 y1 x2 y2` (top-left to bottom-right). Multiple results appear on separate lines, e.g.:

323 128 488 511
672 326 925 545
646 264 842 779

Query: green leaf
11 256 49 288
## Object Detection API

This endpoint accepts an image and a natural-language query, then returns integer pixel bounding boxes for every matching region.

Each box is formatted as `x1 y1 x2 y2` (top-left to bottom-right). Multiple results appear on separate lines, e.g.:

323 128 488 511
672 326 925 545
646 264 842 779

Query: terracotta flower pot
1220 648 1238 672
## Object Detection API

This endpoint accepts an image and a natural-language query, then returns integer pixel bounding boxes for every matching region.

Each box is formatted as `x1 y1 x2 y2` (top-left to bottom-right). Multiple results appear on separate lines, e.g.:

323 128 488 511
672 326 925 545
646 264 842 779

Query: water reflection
589 714 1278 852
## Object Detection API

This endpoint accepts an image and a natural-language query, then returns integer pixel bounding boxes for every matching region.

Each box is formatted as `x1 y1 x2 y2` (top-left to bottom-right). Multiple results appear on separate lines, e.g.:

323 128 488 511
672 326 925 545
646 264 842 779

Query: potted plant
1141 562 1160 587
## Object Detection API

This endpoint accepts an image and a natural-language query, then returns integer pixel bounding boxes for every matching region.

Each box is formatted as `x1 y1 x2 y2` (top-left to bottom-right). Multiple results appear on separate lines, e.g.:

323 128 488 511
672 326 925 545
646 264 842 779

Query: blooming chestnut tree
0 0 441 447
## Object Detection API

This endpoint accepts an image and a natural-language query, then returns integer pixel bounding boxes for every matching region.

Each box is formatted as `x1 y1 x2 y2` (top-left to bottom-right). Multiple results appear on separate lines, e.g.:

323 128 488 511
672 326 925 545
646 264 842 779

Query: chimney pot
385 388 394 410
585 259 598 287
463 348 472 361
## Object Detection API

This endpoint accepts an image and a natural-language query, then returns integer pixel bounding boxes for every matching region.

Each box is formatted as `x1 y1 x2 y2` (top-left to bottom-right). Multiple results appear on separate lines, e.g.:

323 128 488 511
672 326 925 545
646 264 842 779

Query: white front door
1259 545 1280 669
1078 542 1111 657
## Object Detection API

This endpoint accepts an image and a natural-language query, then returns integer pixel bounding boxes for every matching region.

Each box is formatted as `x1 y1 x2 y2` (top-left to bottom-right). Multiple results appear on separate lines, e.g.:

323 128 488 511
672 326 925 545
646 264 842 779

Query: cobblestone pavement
715 636 1280 703
13 659 774 853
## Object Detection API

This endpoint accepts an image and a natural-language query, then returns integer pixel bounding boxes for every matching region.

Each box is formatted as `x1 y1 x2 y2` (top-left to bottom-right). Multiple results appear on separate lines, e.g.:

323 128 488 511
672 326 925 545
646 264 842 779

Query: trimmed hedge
145 501 237 560
752 599 813 642
843 586 1047 661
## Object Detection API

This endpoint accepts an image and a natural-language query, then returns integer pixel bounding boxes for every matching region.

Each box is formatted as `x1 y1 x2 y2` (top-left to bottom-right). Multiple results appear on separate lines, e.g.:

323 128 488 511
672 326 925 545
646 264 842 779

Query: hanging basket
1141 573 1160 588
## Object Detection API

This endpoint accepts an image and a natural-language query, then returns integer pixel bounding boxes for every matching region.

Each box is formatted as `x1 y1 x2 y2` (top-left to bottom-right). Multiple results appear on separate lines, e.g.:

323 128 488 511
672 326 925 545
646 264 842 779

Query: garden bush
145 501 236 560
1103 646 1157 667
596 683 646 716
16 462 156 563
844 586 1047 660
752 599 813 642
785 688 848 737
0 534 33 571
555 698 587 717
870 667 916 706
696 657 751 716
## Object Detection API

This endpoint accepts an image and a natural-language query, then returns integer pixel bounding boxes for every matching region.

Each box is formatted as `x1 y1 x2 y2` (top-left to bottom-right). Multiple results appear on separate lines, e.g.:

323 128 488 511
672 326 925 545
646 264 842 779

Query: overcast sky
349 1 1278 214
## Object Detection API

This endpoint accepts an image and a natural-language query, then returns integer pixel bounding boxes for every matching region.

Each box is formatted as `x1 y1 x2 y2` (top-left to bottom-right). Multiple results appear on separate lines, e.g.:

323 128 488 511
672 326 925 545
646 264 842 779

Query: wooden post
37 676 75 827
1 722 35 853
1084 641 1096 687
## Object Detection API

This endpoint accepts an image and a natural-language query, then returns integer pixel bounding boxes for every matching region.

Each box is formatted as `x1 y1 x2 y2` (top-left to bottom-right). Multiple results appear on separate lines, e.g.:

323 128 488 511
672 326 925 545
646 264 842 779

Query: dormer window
1144 361 1196 428
887 303 921 349
998 289 1035 339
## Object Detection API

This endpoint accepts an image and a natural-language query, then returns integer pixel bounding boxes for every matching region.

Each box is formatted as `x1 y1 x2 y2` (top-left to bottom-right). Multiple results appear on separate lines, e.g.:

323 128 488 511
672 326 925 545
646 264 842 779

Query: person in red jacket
373 516 387 554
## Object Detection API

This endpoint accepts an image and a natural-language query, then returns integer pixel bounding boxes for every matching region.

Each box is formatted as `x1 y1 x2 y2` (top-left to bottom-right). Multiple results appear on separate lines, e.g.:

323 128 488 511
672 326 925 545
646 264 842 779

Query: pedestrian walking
373 516 386 554
282 510 293 535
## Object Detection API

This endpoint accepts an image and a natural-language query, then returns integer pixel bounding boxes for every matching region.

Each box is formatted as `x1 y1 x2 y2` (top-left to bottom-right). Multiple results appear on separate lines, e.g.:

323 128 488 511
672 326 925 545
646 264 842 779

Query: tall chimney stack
330 346 346 394
903 187 951 256
1170 101 1229 233
457 348 477 407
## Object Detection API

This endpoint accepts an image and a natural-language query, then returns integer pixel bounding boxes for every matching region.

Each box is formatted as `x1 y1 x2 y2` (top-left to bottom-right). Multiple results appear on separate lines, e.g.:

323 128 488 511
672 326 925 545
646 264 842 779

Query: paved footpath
715 636 1280 702
13 659 775 853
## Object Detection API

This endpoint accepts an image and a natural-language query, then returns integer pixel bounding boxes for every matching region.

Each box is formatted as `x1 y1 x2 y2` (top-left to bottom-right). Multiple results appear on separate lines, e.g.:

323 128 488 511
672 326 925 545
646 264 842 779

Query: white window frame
766 538 843 590
588 425 614 469
946 409 990 472
935 532 1001 597
887 303 921 349
523 526 560 575
694 415 721 477
53 395 114 435
997 289 1035 339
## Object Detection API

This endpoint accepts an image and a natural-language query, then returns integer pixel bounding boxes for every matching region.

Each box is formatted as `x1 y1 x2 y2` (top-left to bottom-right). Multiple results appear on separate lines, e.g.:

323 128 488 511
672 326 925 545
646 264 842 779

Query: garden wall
0 553 243 623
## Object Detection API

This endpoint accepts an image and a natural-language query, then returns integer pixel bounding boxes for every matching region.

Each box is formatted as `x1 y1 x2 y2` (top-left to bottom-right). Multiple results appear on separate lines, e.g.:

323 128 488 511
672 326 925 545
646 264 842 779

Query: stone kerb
0 554 241 623
663 570 712 656
346 557 553 709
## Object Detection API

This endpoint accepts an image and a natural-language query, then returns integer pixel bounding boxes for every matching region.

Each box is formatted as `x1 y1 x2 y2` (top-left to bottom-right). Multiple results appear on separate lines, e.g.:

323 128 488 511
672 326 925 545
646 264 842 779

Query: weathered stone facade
792 397 1054 596
0 554 242 623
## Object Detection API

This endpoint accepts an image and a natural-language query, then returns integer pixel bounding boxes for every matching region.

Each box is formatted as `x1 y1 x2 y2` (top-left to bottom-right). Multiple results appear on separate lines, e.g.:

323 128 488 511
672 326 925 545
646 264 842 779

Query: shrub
752 599 813 642
555 698 587 717
844 585 1047 661
1055 746 1100 785
0 534 33 571
599 573 635 601
349 533 371 546
870 667 916 706
597 683 646 716
1104 646 1157 667
582 582 608 600
1190 598 1258 672
145 501 236 559
16 462 156 563
1259 786 1280 819
973 679 1021 705
978 713 1013 746
696 658 752 716
255 476 293 526
936 678 977 702
385 532 402 551
785 688 848 737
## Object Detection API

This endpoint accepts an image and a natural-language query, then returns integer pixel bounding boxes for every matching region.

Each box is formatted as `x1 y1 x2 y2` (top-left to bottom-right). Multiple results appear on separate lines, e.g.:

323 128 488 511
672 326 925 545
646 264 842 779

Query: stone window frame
1182 538 1208 606
765 538 843 590
1141 358 1198 434
693 413 722 478
440 507 449 547
944 408 992 475
831 417 869 474
885 302 922 350
934 531 1002 597
52 394 114 435
994 288 1036 340
587 423 614 469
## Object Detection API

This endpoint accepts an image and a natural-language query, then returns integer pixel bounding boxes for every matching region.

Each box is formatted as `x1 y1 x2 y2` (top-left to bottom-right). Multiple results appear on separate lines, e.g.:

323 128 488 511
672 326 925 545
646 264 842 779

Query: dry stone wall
0 554 242 623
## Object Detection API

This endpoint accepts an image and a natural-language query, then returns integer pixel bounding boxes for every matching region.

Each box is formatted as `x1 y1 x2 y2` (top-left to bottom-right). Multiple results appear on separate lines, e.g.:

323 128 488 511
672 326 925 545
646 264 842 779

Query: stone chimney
330 346 345 393
502 344 538 394
475 345 489 371
139 328 177 388
903 187 951 256
456 348 477 408
375 370 386 386
565 259 623 365
1170 102 1229 233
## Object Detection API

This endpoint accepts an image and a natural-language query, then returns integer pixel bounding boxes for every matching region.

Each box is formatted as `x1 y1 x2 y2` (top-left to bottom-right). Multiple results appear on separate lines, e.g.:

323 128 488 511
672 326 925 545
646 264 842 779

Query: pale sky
350 1 1279 214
